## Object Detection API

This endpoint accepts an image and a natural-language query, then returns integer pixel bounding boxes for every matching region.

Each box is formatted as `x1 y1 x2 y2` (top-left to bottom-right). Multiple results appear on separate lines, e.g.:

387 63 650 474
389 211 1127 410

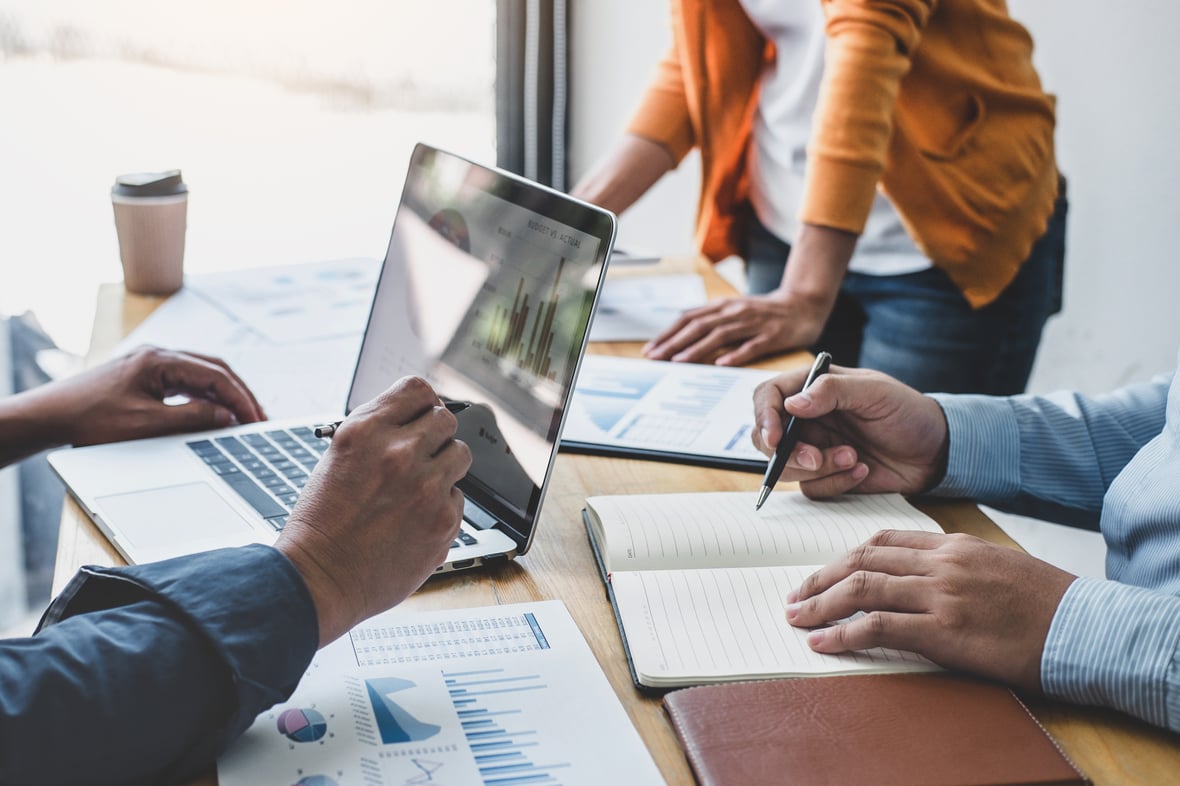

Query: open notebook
583 491 945 689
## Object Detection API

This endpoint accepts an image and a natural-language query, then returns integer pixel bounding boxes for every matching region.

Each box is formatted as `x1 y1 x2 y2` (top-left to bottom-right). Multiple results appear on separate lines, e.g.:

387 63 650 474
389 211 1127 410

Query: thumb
783 373 849 420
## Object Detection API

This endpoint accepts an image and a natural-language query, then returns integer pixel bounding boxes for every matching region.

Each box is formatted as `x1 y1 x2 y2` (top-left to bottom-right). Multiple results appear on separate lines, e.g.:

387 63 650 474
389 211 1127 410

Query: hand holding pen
315 400 471 439
755 352 832 510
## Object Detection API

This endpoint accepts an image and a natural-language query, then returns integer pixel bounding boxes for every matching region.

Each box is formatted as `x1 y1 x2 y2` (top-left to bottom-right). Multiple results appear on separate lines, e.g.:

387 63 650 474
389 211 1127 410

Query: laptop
49 143 616 570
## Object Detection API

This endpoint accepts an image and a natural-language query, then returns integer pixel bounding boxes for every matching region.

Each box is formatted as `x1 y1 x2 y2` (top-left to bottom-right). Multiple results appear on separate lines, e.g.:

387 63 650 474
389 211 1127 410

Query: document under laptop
50 143 616 569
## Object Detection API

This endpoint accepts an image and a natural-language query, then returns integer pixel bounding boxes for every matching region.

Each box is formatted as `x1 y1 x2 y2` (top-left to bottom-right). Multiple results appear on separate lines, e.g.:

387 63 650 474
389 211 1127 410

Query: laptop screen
347 144 615 545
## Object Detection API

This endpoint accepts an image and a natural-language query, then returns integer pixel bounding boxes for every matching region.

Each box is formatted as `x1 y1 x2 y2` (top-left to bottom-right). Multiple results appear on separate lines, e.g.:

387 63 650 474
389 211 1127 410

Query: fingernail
799 450 818 471
807 629 826 648
786 392 812 410
786 590 798 604
786 602 801 621
760 427 771 446
214 408 233 427
834 448 854 468
852 463 869 480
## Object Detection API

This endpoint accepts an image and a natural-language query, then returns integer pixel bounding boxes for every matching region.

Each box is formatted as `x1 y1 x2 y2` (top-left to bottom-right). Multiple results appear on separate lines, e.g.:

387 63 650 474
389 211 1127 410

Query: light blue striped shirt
931 360 1180 732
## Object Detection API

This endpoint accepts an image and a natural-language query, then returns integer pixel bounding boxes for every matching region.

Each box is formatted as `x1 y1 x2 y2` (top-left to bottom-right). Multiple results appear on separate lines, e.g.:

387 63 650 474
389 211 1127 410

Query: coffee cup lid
112 170 187 197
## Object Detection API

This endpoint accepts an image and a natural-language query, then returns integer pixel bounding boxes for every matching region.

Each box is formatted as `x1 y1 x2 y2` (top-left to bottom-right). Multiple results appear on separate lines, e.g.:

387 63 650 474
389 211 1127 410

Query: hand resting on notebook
752 365 1075 694
785 529 1073 693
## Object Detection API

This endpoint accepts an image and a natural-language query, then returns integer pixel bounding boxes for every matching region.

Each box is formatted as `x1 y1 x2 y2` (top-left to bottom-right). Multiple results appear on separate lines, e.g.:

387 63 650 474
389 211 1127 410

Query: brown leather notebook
663 673 1089 786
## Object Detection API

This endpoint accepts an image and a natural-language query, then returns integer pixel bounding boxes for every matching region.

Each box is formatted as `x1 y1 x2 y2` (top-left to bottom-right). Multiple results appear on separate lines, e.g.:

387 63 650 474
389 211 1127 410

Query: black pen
313 400 471 439
754 352 832 511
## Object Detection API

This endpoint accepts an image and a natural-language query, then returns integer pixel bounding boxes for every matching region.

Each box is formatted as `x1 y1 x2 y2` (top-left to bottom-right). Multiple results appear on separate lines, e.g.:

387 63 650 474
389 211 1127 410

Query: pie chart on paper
276 707 328 743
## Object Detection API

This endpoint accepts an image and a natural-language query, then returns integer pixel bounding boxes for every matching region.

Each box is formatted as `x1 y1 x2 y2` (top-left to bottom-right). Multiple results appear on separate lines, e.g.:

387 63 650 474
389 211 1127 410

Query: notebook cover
581 509 667 696
663 673 1089 786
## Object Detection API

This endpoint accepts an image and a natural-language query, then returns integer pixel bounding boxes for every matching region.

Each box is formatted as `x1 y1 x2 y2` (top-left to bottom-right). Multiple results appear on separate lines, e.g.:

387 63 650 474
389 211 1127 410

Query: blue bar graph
445 668 572 786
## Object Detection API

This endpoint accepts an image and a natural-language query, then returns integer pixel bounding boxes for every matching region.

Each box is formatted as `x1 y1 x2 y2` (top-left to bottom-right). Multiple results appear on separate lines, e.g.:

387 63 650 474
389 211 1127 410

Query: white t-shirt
739 0 930 276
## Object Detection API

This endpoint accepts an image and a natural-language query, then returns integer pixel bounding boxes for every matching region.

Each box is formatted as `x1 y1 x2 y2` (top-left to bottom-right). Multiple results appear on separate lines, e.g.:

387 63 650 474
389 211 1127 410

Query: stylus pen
754 352 832 511
313 401 471 439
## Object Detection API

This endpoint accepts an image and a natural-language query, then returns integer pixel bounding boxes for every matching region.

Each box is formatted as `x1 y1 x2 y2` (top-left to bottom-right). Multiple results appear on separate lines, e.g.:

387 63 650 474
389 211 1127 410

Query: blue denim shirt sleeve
929 372 1180 732
1042 577 1180 732
0 543 318 786
929 377 1170 529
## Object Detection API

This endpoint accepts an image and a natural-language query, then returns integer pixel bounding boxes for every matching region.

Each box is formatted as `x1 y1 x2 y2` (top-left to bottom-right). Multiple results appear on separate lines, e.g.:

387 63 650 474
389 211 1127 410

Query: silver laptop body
49 143 616 569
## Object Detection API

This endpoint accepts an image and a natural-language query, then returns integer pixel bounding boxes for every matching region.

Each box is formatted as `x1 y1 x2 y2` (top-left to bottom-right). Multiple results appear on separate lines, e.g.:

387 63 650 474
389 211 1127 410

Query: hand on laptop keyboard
8 346 265 463
273 376 472 646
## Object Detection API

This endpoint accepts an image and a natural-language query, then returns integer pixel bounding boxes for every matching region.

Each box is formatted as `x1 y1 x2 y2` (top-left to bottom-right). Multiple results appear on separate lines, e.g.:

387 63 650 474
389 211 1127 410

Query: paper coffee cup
111 170 188 295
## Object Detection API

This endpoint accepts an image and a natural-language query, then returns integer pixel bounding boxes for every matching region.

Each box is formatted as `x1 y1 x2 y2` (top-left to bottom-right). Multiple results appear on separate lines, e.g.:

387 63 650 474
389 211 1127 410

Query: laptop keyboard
186 427 481 551
187 427 325 531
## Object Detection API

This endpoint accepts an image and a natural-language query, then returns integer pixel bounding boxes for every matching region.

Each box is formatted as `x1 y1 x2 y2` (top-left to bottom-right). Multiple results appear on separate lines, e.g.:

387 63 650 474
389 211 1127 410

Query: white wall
569 0 699 257
570 0 1180 395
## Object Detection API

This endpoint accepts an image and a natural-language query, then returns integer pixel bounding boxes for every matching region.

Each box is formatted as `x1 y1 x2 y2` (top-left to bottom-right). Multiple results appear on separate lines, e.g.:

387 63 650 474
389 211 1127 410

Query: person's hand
642 290 829 365
30 346 265 448
752 365 949 498
644 223 857 366
275 376 472 646
786 530 1077 693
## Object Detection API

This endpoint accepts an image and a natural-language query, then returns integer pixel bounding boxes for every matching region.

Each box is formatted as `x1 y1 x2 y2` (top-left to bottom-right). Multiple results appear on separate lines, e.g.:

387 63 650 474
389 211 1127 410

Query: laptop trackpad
96 483 258 555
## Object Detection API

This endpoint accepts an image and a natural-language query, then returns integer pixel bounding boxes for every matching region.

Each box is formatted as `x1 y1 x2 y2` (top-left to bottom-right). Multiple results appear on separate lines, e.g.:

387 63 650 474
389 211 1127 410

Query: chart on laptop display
350 148 607 499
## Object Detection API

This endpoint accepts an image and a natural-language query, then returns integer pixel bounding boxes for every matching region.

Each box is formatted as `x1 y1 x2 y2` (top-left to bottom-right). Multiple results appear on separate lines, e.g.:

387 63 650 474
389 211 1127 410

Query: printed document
588 273 706 341
113 259 377 417
218 600 663 786
563 355 776 467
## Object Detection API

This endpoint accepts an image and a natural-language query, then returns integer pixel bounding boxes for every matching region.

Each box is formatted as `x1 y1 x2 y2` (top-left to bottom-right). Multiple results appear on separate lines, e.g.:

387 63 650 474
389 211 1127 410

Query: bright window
0 0 497 354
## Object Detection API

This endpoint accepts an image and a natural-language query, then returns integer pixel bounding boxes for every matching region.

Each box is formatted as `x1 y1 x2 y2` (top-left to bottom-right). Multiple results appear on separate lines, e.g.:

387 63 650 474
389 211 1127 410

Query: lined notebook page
587 492 942 572
611 565 938 686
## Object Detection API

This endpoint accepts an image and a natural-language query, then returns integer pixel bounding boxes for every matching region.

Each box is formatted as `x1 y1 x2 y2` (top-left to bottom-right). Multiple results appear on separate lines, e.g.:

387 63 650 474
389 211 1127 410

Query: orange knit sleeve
802 0 936 234
625 44 697 165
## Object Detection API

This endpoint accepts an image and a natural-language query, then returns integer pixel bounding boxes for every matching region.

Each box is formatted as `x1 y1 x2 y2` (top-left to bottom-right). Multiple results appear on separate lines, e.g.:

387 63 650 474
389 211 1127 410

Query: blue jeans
744 194 1067 395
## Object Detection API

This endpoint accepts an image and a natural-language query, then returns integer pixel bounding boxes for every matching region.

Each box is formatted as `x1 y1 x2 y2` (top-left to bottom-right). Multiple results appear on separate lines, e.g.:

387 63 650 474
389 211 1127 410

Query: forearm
1042 577 1180 732
772 222 857 316
0 546 318 785
0 384 72 467
571 133 676 215
932 377 1170 526
0 603 236 785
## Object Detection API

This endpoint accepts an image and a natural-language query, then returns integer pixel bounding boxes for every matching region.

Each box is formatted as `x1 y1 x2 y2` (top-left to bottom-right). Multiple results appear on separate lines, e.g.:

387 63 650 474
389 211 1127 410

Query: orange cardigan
627 0 1058 308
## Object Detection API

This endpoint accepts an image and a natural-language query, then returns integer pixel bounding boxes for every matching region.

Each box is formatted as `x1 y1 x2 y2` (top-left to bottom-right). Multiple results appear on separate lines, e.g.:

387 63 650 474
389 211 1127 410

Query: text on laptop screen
348 147 607 535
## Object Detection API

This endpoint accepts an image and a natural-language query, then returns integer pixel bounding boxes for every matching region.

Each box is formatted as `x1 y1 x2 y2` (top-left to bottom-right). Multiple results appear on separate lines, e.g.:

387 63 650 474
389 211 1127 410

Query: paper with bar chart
562 355 778 471
217 601 662 786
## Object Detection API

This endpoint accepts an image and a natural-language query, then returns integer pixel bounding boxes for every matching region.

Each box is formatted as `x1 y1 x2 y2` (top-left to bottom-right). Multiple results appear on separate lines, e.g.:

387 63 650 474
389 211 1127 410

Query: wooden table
55 260 1180 785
